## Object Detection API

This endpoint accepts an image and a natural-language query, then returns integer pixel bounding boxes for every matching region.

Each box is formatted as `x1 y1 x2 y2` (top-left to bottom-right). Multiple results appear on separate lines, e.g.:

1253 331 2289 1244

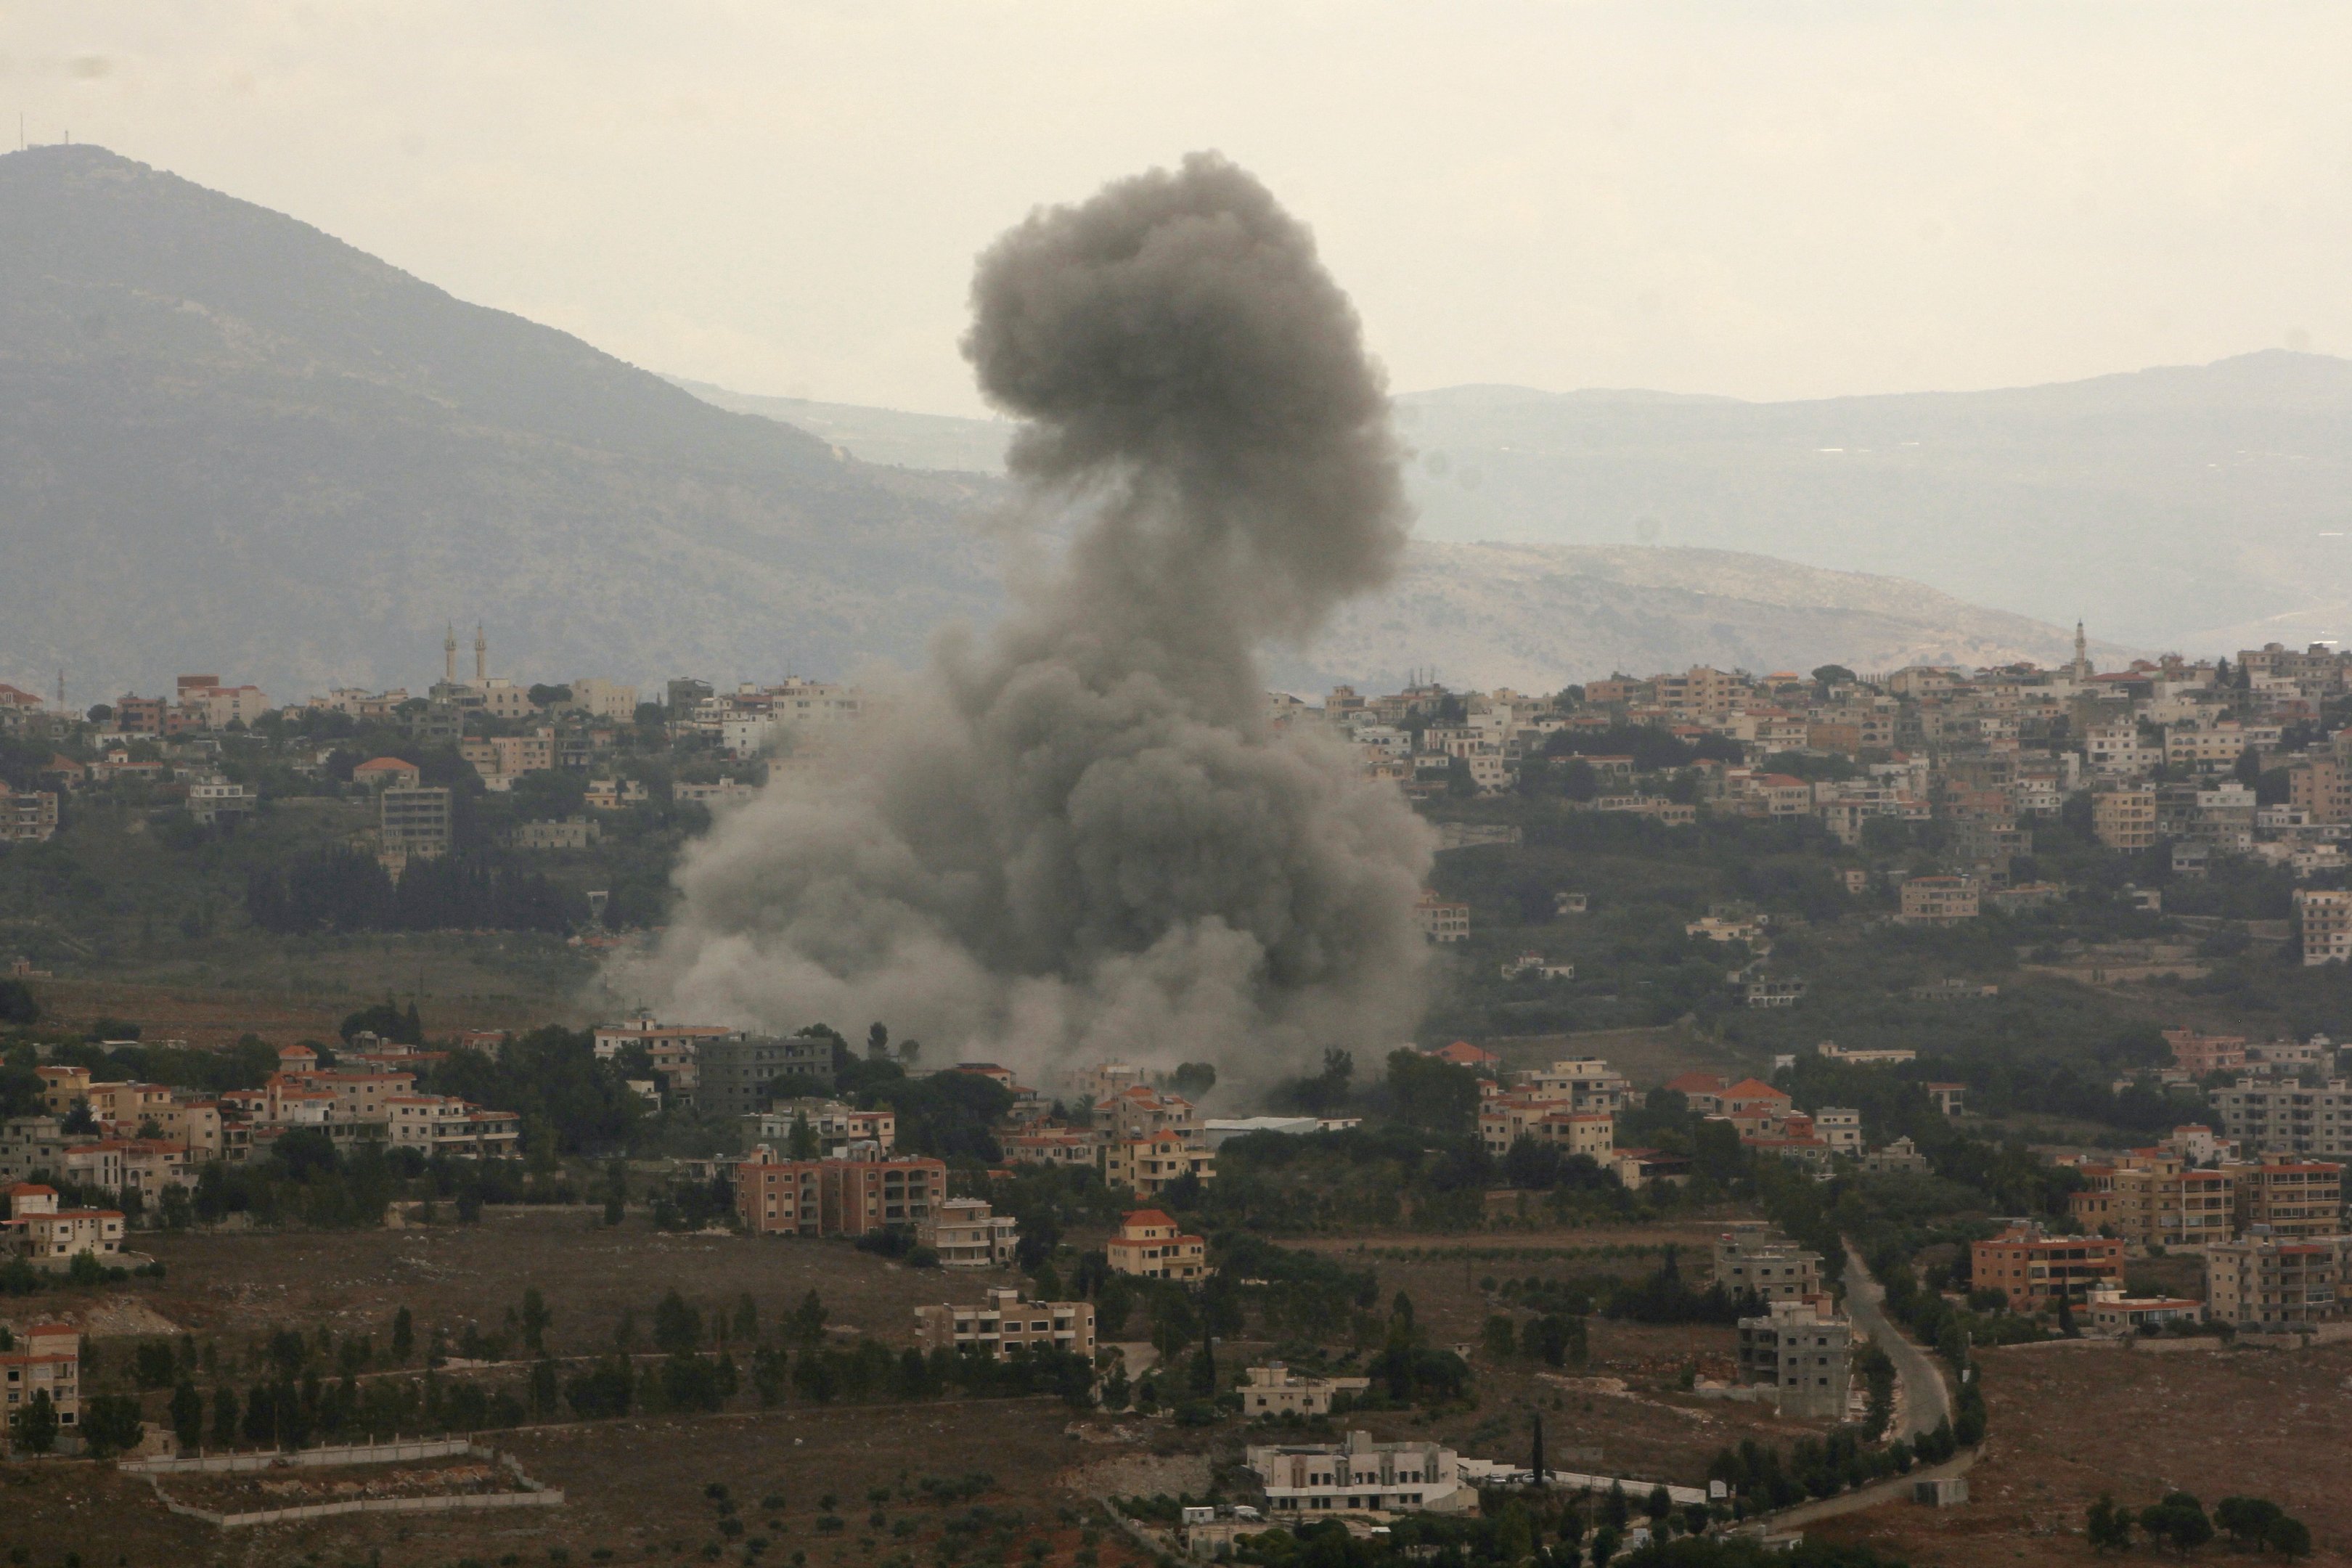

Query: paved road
1842 1243 1951 1440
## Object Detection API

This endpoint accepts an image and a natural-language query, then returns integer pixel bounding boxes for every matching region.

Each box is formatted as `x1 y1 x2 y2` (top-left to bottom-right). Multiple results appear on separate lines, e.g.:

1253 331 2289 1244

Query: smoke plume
632 153 1434 1090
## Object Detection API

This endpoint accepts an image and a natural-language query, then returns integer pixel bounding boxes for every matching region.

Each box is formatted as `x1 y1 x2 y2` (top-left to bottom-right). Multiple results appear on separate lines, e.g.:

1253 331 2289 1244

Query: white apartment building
1246 1432 1469 1516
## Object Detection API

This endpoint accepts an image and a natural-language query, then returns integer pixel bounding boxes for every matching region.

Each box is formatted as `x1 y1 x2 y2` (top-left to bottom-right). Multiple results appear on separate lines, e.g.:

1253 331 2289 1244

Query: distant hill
1269 542 2120 695
0 145 1001 703
1391 356 2352 649
679 355 2352 653
0 144 2171 708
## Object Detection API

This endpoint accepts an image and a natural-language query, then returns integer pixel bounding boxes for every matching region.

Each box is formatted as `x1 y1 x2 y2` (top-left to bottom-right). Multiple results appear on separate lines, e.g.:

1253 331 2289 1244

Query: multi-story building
1898 875 1979 923
913 1288 1096 1361
2287 757 2352 825
1413 892 1470 943
1238 1363 1373 1417
0 1323 81 1446
2091 786 2158 850
915 1196 1019 1267
1001 1126 1096 1168
1516 1058 1635 1112
1712 1227 1824 1302
2164 1029 2250 1077
1244 1431 1469 1516
2295 888 2352 967
1106 1208 1212 1281
2225 1160 2344 1238
1092 1085 1205 1143
380 785 454 857
12 1207 125 1265
1810 1108 1863 1155
2203 1231 2352 1328
2069 1151 2235 1250
1969 1222 2126 1310
732 1150 947 1238
749 1101 895 1158
697 1034 837 1118
1103 1132 1217 1198
2209 1079 2352 1159
1736 1299 1852 1420
382 1096 521 1158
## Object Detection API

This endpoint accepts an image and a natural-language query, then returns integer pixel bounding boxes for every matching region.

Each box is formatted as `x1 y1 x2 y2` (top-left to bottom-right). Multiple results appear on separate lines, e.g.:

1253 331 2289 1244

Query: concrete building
917 1196 1019 1268
2208 1079 2352 1160
2225 1160 2344 1238
1 1323 81 1447
697 1034 836 1118
1712 1227 1824 1302
1103 1132 1217 1199
1735 1299 1852 1420
2067 1151 2236 1250
732 1151 947 1238
379 785 453 857
913 1288 1096 1360
748 1101 895 1158
2204 1231 2352 1328
2092 786 2158 850
13 1208 124 1266
1106 1209 1212 1281
1244 1432 1469 1516
2084 1287 2205 1337
1413 892 1470 943
1969 1222 2126 1310
1810 1107 1862 1155
2295 888 2352 967
1239 1363 1372 1417
1898 876 1980 923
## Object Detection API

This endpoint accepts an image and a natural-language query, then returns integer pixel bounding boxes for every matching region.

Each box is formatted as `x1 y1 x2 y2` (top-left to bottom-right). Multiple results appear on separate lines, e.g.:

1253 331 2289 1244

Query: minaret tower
2072 620 2091 682
444 622 457 684
474 622 487 683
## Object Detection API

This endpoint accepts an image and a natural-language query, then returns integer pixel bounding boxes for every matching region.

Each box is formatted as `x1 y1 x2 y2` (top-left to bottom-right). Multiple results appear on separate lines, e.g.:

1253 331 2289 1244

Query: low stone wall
132 1440 563 1528
153 1486 563 1529
123 1437 475 1475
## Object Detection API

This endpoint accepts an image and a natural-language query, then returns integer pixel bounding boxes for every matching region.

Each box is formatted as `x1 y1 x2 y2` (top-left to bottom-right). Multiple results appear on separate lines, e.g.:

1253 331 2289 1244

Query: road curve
1842 1241 1952 1440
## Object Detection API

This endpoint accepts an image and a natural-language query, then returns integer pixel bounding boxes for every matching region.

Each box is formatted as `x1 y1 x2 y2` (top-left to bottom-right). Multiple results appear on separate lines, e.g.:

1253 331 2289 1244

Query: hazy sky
9 3 2350 415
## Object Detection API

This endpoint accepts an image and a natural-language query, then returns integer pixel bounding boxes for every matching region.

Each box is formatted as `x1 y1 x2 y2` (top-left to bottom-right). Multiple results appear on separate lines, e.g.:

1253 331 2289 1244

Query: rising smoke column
638 153 1434 1086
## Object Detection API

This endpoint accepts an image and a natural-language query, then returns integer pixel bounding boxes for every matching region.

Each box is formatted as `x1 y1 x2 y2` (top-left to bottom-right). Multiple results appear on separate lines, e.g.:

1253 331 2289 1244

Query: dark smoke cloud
626 153 1433 1090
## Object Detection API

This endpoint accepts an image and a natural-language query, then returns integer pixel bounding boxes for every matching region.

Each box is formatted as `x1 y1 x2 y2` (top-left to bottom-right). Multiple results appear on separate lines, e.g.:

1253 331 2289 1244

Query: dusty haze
622 155 1434 1089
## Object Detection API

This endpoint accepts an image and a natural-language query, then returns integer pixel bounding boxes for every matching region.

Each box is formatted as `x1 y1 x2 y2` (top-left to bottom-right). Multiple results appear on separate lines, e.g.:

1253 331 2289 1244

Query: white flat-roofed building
1244 1431 1470 1516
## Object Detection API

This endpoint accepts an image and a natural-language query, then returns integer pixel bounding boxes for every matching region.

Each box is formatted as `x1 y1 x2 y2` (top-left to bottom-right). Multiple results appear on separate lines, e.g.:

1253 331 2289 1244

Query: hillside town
7 631 2352 1559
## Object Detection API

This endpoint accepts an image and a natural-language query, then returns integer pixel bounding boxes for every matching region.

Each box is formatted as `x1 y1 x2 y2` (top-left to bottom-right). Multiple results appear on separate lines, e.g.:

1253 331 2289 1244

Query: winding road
1842 1243 1951 1440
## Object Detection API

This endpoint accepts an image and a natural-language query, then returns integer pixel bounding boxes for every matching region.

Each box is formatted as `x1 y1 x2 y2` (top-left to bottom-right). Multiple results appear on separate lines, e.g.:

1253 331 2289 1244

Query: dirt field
26 936 597 1046
1812 1339 2352 1563
27 1208 1048 1358
0 1398 1154 1568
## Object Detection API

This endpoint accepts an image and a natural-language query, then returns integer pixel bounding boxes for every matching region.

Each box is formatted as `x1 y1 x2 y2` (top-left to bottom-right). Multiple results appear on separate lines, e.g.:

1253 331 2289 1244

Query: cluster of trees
245 847 584 934
1704 1431 1922 1513
2088 1492 2311 1559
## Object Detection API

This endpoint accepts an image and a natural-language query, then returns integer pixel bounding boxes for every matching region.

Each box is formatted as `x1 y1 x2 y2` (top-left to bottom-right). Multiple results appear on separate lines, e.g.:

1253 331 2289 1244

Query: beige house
917 1196 1020 1268
1 1323 81 1444
1241 1363 1371 1417
1107 1209 1212 1281
2092 786 2158 849
914 1287 1095 1361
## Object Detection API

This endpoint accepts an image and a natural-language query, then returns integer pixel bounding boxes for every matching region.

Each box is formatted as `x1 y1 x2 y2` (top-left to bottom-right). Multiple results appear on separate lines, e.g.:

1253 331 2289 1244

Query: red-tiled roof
1122 1209 1177 1228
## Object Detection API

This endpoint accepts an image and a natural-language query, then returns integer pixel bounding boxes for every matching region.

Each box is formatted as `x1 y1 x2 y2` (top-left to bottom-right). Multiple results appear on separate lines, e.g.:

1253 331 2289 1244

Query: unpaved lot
1813 1339 2352 1563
